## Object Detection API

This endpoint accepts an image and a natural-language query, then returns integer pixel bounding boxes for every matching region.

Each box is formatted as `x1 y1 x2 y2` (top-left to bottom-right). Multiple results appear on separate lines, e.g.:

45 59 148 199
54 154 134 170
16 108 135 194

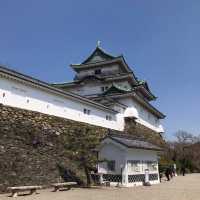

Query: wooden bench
51 182 77 192
7 186 42 197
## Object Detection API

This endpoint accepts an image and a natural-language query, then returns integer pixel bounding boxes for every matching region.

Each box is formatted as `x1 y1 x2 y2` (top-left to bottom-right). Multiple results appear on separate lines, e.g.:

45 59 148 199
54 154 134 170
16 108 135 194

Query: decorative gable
103 83 132 95
82 47 116 64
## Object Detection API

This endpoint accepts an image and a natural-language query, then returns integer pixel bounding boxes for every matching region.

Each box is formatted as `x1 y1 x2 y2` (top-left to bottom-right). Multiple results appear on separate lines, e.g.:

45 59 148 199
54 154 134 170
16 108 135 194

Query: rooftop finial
97 40 101 47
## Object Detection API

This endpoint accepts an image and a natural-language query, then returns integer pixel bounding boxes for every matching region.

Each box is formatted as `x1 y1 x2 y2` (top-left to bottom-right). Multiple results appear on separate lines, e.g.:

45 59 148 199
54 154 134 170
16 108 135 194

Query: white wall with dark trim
0 75 124 131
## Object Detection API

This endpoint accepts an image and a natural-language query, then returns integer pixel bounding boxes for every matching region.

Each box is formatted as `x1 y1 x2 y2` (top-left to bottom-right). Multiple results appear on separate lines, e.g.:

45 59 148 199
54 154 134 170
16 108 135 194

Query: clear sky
0 0 199 140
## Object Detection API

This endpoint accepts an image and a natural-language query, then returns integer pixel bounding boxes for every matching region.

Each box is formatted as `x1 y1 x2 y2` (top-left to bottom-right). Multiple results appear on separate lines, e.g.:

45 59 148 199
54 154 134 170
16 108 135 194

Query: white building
97 133 161 187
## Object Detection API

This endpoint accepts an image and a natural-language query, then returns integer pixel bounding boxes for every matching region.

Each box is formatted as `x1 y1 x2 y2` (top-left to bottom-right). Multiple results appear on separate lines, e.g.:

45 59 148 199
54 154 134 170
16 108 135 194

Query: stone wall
0 104 108 192
124 117 165 147
0 105 165 193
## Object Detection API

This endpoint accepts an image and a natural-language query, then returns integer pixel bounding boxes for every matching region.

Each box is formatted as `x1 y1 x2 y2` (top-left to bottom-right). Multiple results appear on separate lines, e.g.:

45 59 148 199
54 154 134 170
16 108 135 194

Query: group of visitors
165 166 176 181
164 165 186 181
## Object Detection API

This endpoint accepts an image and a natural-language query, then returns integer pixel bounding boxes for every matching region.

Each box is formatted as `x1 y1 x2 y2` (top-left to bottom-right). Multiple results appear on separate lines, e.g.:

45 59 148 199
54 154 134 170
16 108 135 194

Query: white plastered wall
98 140 160 187
119 97 164 133
0 76 124 131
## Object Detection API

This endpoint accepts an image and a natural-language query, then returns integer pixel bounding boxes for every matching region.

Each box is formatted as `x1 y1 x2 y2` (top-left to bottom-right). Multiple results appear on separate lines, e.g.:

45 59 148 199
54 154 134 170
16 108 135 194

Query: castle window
106 115 112 121
83 108 91 115
101 86 109 92
95 69 101 75
26 99 30 103
2 93 5 98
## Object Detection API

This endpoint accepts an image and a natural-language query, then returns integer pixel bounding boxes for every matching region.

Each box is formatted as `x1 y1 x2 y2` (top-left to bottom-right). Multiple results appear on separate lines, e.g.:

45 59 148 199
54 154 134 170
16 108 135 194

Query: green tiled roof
102 83 132 95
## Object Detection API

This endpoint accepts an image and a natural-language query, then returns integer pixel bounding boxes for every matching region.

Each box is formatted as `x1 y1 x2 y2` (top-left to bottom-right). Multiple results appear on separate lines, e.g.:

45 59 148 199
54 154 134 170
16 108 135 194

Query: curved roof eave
136 81 157 101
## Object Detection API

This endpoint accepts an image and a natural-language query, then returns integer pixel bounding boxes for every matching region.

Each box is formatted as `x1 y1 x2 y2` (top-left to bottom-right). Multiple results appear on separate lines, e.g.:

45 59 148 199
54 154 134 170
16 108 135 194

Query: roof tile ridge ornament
96 40 114 55
97 40 101 47
79 43 118 65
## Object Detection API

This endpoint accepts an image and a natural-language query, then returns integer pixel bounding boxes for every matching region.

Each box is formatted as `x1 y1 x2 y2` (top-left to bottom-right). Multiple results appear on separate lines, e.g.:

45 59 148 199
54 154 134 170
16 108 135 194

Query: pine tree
64 125 107 186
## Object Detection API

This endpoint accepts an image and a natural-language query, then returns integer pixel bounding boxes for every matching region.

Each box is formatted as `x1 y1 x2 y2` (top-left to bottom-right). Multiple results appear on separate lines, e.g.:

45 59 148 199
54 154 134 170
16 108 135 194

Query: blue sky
0 0 199 140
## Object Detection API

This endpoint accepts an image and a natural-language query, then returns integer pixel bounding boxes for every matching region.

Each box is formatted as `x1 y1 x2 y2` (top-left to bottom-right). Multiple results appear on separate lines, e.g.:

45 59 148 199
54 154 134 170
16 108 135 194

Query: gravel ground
1 173 200 200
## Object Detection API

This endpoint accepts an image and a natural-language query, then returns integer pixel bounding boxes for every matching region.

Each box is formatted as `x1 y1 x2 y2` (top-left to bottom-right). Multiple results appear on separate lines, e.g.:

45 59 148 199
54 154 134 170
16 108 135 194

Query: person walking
181 166 186 176
165 167 170 181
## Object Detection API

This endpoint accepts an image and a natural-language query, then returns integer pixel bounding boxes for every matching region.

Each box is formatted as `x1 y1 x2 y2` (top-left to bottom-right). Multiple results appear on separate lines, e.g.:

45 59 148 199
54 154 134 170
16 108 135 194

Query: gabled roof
102 83 156 101
102 132 162 151
70 46 156 100
70 56 133 73
103 83 132 95
81 46 116 64
70 46 133 74
134 81 157 101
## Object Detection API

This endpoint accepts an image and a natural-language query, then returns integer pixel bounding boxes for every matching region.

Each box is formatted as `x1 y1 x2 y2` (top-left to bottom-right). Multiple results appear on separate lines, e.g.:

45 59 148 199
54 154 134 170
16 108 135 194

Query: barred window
95 69 101 75
101 86 109 92
127 160 140 172
106 115 112 121
83 108 91 115
146 161 158 171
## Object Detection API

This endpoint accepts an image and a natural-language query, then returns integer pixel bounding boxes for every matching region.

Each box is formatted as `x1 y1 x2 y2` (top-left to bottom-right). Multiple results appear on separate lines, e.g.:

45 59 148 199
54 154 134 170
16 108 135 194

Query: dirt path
1 173 200 200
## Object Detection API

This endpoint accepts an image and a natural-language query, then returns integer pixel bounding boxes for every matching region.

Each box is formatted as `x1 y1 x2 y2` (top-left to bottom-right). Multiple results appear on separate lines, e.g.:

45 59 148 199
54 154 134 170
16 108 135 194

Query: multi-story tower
53 45 165 135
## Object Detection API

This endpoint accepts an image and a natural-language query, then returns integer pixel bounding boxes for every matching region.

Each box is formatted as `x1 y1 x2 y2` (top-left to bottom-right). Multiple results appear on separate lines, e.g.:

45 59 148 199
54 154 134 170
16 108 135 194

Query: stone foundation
124 117 165 146
0 105 165 192
0 104 107 192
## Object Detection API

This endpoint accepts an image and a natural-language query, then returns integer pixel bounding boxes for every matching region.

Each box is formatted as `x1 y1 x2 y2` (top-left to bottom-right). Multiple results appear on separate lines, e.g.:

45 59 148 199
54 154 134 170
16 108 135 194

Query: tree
165 130 200 173
175 130 195 144
64 126 107 186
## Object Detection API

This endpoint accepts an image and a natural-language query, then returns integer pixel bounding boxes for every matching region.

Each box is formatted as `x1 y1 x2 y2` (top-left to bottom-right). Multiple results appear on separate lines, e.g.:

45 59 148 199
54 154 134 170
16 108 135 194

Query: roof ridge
106 132 162 151
81 46 117 64
108 132 143 141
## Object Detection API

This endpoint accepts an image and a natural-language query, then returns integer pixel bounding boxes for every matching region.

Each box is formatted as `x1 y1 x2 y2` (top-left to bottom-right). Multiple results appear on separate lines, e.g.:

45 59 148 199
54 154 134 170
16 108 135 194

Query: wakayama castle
0 44 165 187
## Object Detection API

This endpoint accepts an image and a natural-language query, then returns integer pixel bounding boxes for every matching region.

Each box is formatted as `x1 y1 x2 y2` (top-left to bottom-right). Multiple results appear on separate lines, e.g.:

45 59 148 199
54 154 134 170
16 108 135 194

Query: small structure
97 133 162 187
51 182 77 192
7 186 42 198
